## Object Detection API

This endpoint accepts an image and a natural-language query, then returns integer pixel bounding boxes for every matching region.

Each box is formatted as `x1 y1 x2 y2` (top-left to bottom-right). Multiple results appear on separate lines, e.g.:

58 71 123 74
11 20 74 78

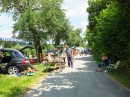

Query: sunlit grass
0 64 48 97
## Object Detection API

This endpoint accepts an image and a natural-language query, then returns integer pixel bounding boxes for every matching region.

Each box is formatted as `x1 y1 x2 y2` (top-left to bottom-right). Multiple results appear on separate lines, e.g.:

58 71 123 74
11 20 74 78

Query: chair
107 61 120 73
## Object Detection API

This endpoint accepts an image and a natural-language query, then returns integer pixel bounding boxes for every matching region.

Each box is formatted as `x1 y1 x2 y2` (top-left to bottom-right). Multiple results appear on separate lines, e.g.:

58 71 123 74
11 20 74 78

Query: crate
26 72 35 76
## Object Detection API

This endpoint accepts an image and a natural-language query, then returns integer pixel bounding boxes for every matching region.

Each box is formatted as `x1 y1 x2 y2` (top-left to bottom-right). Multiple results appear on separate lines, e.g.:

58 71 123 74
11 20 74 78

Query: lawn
108 70 130 89
0 63 48 97
0 63 130 97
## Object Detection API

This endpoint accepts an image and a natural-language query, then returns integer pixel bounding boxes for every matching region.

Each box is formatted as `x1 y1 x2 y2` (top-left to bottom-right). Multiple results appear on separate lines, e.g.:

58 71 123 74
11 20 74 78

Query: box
26 72 34 76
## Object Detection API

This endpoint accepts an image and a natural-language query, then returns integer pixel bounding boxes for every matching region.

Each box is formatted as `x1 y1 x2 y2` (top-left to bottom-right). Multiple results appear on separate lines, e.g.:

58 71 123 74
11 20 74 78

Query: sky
0 0 88 38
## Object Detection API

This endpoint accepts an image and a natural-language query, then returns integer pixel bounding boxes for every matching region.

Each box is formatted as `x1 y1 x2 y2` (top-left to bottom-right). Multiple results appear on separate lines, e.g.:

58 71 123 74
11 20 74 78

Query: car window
5 52 11 56
13 51 23 58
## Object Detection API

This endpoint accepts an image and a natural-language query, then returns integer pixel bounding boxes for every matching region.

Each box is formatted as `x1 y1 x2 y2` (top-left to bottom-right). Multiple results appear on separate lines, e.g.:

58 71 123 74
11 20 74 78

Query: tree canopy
0 0 84 62
86 0 130 75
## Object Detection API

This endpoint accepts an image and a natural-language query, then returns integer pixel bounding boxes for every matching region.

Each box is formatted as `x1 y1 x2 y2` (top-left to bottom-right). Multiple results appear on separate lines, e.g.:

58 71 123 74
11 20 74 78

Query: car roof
0 48 19 52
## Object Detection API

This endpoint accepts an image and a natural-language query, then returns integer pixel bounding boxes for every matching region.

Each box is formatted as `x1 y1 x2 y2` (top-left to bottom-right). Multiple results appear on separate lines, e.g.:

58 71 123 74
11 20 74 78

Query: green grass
108 70 130 89
1 62 129 97
0 64 48 97
93 54 130 90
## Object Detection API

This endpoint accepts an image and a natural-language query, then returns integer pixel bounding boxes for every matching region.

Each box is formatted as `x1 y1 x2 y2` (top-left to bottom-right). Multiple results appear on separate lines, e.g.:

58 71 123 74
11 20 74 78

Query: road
23 55 130 97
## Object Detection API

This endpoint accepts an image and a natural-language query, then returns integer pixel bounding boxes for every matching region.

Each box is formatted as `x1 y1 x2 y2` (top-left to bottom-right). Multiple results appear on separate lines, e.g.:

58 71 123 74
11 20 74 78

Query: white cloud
0 28 13 38
0 0 89 38
0 15 14 25
0 14 15 38
65 3 88 19
62 0 89 35
80 21 88 31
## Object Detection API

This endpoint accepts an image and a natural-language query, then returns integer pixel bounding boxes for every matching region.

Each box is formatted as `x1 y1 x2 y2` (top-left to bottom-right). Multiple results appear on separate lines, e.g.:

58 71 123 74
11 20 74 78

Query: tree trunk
34 35 43 63
54 34 61 46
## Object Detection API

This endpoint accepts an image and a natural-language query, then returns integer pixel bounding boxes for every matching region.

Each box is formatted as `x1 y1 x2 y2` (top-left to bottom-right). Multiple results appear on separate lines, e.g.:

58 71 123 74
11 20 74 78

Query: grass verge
0 63 48 97
108 71 130 90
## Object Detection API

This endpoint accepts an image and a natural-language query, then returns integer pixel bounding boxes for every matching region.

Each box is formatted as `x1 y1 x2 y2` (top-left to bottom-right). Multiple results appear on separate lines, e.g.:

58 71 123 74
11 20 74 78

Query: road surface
23 55 130 97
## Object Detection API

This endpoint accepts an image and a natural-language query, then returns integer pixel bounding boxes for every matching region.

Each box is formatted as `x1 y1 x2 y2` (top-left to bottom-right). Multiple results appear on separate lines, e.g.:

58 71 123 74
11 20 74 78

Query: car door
0 50 11 71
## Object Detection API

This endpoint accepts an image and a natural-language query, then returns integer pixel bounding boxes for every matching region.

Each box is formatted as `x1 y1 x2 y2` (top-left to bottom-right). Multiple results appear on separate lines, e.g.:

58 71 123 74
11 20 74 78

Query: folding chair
107 61 120 73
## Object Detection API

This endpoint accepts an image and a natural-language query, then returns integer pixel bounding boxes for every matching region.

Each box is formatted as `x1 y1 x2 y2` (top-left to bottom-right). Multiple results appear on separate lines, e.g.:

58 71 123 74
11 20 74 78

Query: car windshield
13 51 24 58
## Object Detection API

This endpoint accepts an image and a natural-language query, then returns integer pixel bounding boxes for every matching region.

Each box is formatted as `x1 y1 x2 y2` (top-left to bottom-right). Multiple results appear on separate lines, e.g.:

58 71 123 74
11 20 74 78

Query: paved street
23 55 130 97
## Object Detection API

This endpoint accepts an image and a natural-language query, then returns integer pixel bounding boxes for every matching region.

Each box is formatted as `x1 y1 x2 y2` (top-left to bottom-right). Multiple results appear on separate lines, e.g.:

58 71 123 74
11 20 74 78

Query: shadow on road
23 55 130 97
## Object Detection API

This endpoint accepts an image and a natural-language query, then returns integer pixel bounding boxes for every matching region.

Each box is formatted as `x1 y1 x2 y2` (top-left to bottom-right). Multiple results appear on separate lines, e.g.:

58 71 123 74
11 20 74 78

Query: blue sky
0 0 88 38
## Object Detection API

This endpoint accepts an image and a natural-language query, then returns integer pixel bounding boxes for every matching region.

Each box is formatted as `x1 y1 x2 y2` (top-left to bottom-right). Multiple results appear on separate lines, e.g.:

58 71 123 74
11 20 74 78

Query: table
42 56 66 73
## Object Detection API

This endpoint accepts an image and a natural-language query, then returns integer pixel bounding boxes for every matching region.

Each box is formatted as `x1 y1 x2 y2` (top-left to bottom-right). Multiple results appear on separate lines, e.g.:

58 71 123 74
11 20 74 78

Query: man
61 46 66 64
66 45 73 68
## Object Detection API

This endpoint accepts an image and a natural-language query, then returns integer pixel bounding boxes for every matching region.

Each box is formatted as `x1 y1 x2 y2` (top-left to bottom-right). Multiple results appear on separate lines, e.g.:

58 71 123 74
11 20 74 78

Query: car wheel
7 66 19 75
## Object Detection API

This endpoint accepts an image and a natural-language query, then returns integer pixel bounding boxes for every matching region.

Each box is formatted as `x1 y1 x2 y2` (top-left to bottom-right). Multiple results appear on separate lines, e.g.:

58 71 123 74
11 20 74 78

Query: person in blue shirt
96 53 109 72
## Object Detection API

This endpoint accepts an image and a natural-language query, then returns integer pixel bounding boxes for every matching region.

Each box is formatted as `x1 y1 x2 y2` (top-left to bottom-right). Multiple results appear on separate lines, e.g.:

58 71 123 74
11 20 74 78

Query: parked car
0 48 30 75
19 45 37 63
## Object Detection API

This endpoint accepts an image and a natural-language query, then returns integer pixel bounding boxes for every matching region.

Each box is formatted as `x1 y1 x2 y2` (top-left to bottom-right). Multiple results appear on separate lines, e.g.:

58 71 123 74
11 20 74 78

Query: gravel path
23 55 130 97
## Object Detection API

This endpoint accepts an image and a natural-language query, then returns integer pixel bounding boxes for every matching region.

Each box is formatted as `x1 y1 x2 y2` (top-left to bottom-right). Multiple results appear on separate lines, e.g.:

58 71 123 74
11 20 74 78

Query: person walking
66 45 73 68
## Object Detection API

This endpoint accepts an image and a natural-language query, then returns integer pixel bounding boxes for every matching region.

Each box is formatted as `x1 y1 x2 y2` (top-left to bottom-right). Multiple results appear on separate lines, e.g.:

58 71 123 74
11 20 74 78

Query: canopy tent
71 46 77 49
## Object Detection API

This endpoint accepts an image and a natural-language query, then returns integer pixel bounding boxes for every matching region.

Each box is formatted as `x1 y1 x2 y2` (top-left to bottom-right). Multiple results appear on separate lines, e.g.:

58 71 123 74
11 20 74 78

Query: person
61 46 67 64
80 48 83 56
46 53 54 62
66 45 73 68
96 53 109 72
72 49 76 62
84 48 87 56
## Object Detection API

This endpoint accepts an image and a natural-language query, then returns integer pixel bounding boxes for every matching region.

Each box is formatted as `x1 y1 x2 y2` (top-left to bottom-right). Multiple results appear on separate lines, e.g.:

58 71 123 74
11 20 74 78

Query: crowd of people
50 45 92 68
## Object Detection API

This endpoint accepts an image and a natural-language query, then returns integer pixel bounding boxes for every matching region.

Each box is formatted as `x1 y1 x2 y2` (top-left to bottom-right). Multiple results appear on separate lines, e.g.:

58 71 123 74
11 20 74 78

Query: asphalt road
23 55 130 97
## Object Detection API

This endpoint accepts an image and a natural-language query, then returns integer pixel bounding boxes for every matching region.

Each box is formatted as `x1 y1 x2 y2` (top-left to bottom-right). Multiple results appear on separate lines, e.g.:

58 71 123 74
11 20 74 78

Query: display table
42 55 66 73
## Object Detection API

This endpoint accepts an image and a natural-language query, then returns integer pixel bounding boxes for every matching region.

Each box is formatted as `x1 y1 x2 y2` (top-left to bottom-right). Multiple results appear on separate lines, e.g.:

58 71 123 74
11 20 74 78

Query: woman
96 53 108 72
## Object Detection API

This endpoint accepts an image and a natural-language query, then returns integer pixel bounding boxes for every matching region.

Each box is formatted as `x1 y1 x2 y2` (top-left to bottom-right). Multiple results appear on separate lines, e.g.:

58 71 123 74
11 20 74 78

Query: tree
0 0 69 62
87 0 130 75
66 27 83 47
86 0 110 47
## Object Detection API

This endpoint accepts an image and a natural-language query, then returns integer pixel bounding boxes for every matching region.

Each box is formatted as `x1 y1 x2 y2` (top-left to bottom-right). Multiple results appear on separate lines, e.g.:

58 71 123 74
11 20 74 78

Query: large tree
65 27 83 47
0 0 70 62
86 0 110 47
86 0 130 74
